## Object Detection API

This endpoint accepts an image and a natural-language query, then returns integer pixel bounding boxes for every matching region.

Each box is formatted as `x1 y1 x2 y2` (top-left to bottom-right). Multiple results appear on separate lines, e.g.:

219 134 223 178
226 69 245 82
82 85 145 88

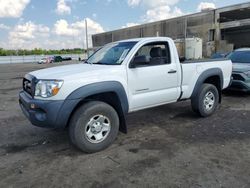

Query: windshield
227 51 250 63
86 41 137 65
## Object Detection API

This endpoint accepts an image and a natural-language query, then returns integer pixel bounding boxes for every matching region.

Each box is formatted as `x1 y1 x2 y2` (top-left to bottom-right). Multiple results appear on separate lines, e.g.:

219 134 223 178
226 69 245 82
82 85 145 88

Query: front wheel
69 101 119 153
191 83 219 117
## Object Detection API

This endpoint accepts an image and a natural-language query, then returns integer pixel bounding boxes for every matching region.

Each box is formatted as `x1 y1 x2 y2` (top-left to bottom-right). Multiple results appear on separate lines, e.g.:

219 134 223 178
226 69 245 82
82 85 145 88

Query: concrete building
92 2 250 57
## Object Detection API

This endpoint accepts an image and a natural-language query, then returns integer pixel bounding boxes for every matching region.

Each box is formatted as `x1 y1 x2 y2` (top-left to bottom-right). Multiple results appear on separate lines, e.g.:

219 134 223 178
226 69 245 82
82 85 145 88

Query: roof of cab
117 37 170 43
235 48 250 52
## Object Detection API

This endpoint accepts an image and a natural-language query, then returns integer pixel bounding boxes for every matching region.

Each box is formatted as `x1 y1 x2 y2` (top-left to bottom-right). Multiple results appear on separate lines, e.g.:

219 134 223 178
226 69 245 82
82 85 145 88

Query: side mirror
129 56 148 68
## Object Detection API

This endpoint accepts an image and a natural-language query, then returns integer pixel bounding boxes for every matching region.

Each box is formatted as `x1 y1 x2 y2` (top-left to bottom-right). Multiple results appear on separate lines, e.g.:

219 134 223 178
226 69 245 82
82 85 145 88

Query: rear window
227 51 250 63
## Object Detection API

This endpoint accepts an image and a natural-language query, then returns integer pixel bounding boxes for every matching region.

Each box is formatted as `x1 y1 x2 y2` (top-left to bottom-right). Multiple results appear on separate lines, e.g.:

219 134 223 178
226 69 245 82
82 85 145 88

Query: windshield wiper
84 60 90 64
86 61 119 65
93 62 109 65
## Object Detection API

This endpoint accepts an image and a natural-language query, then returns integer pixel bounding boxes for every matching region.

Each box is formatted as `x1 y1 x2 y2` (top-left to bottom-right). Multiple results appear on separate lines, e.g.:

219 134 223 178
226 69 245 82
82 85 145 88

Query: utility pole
85 18 89 58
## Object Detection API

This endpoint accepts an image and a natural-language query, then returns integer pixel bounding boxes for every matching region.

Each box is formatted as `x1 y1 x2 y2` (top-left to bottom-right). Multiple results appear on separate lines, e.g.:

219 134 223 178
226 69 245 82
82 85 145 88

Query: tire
69 101 119 153
191 83 219 117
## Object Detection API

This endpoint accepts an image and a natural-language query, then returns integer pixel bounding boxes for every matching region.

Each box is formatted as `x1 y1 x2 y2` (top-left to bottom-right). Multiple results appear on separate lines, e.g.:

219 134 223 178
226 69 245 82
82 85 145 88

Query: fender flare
55 81 129 132
67 81 129 113
191 68 223 99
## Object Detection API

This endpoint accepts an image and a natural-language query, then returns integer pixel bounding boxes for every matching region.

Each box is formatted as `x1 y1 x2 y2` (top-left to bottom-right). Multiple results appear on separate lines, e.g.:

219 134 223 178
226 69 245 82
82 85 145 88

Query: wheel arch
191 68 223 102
59 81 128 133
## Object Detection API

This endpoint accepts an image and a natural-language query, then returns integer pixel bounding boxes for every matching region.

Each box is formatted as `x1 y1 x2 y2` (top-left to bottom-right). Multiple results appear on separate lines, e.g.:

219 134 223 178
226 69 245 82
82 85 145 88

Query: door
127 41 179 111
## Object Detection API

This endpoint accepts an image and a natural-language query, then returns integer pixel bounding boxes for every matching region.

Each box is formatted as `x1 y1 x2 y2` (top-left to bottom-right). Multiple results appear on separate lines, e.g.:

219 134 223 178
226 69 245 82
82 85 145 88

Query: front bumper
19 91 66 128
228 72 250 92
229 81 250 92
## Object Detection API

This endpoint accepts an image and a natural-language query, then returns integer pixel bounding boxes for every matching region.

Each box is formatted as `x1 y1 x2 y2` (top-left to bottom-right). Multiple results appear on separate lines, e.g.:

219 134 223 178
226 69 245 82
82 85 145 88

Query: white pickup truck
19 37 232 153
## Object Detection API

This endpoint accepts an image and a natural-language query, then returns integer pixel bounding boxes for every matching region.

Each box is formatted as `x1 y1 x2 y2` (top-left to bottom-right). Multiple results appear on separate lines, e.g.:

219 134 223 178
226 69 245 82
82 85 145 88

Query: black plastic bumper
19 91 79 129
229 80 250 92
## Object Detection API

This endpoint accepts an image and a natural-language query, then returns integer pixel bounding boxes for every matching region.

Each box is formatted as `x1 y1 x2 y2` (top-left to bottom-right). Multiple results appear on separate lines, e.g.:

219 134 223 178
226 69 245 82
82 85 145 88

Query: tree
0 48 86 56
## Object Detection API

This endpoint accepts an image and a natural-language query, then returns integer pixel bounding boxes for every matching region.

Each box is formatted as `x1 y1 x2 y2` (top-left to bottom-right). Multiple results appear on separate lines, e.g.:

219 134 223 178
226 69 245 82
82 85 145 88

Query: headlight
35 80 63 98
244 71 250 77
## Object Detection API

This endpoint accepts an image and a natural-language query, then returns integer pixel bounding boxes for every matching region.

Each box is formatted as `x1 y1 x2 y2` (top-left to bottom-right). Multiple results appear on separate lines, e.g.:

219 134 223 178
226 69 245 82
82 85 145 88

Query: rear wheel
69 101 119 153
191 84 219 117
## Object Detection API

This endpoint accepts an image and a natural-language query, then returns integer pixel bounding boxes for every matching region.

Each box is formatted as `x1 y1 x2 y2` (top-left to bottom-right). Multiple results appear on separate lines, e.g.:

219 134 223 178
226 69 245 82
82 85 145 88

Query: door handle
168 70 177 74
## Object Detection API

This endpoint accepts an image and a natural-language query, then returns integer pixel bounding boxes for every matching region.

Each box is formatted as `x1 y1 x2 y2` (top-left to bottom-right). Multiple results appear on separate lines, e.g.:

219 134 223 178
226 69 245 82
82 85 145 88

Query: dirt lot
0 62 250 188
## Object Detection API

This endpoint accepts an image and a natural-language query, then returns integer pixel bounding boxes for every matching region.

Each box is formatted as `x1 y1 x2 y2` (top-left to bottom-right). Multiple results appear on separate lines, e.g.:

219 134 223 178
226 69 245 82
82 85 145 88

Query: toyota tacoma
19 37 232 153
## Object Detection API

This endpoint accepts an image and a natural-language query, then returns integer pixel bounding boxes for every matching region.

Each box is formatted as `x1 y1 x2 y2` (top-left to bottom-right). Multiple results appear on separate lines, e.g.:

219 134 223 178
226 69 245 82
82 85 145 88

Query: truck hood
30 63 117 79
232 63 250 72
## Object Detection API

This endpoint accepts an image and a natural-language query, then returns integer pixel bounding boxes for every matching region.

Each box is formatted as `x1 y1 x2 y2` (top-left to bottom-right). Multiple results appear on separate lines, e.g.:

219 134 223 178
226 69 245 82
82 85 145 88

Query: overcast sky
0 0 249 49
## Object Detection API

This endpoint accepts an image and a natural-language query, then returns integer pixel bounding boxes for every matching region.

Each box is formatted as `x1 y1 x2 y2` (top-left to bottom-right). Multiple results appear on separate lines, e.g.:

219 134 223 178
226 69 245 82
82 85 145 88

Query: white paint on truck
20 37 233 153
30 37 232 111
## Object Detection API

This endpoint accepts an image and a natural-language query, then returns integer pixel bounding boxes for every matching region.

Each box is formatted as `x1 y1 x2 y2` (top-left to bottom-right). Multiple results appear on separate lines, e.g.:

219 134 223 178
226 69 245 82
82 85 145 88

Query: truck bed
180 58 232 100
182 58 229 64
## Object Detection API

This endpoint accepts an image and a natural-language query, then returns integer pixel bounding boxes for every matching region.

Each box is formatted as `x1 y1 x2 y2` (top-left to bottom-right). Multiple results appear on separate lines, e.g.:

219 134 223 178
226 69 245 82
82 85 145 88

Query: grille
23 77 32 96
232 73 245 81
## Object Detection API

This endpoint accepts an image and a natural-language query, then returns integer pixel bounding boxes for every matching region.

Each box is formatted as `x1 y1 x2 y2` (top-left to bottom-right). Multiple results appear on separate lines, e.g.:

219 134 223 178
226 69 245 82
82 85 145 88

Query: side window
132 42 171 67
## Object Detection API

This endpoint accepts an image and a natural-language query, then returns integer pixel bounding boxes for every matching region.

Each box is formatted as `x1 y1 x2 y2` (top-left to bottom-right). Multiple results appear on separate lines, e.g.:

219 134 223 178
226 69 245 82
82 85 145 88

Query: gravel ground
0 62 250 188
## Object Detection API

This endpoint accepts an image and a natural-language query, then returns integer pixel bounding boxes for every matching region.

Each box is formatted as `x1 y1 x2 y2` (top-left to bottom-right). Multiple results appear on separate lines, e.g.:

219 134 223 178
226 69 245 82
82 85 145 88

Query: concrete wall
92 11 215 57
214 2 250 52
222 26 250 49
92 2 250 57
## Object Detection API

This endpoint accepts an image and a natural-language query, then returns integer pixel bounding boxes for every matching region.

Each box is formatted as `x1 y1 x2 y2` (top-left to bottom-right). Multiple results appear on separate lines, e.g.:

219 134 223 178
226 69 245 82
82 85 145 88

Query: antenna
85 18 89 58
